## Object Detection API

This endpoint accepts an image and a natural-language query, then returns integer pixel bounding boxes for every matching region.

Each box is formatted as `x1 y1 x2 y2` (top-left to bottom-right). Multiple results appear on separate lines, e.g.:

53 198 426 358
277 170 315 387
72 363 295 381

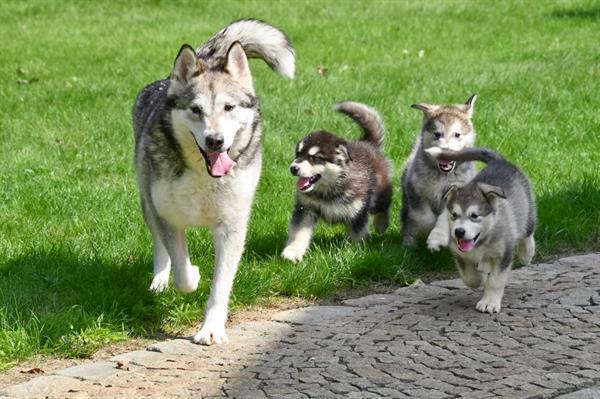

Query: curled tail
334 101 385 148
196 19 295 78
425 147 504 164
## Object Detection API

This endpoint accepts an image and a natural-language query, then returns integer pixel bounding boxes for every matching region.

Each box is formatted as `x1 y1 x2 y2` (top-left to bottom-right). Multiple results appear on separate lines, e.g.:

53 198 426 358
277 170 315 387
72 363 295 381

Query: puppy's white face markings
449 204 481 241
308 146 320 156
319 162 342 187
297 140 304 153
291 160 324 178
423 116 475 152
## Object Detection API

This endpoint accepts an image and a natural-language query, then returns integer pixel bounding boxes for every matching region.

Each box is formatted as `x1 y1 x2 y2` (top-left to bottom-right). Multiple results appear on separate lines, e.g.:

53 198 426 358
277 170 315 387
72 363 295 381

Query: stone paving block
0 375 92 398
271 306 356 325
56 361 129 381
556 387 600 399
343 294 401 307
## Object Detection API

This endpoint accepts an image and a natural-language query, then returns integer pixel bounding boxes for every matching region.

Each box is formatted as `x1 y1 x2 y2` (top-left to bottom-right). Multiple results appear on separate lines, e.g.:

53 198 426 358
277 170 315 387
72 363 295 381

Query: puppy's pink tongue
208 152 236 176
458 239 476 252
296 177 311 190
439 160 452 167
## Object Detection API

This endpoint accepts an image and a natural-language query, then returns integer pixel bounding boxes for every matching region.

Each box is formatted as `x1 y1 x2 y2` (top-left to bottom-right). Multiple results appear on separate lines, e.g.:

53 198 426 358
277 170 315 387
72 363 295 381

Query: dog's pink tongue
296 177 311 190
439 159 452 167
458 239 476 252
208 152 236 176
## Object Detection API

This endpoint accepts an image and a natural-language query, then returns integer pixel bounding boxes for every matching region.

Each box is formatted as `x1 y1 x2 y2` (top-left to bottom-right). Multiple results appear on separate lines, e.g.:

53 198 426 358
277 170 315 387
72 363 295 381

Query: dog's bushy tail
334 101 385 148
425 147 504 164
196 19 295 78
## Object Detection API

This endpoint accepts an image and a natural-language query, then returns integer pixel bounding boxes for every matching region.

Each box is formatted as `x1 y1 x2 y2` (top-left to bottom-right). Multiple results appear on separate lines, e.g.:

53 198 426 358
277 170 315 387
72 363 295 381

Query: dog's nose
454 227 466 239
290 165 300 176
205 135 224 151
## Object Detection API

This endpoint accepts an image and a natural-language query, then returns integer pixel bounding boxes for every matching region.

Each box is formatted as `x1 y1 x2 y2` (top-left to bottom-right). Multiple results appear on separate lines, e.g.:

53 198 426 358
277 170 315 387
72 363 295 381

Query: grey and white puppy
133 19 295 345
426 146 536 314
400 95 478 247
281 102 393 262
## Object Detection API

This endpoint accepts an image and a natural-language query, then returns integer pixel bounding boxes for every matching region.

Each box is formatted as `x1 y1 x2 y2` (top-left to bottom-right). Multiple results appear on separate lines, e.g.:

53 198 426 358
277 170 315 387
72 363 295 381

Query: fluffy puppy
281 101 393 262
426 146 537 314
400 95 478 247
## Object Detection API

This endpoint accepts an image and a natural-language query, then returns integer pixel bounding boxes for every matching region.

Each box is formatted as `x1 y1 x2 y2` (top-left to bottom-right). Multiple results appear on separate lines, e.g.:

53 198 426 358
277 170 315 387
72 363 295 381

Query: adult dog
133 19 295 344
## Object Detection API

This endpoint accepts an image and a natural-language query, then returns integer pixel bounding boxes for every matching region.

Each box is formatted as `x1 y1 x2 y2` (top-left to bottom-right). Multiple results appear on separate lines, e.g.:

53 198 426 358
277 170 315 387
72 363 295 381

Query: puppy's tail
425 147 504 164
196 19 295 79
334 101 385 148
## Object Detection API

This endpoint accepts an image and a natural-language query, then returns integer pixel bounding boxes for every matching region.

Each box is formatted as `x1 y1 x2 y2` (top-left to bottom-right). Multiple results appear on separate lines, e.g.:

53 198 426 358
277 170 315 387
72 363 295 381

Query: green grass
0 0 598 369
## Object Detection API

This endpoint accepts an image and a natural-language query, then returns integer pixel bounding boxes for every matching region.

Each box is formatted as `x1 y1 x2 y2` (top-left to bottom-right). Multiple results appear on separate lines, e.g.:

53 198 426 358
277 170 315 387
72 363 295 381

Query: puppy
426 146 536 313
400 95 478 247
281 101 393 262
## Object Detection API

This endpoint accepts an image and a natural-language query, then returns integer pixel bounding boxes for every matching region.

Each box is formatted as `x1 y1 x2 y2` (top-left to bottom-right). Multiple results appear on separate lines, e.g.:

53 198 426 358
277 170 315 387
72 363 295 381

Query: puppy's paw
174 265 200 293
476 295 502 314
193 321 229 346
281 246 304 262
426 232 448 252
149 272 170 293
424 147 443 158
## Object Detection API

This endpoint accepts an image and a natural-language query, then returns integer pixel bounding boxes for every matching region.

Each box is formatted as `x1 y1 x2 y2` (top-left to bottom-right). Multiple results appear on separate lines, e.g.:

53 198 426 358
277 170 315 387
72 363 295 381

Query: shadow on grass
551 6 600 20
0 248 164 361
536 175 600 254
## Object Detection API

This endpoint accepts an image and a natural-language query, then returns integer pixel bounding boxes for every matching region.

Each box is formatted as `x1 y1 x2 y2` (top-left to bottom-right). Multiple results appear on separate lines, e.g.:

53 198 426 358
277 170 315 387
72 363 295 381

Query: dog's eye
190 105 203 115
224 104 236 112
454 132 461 138
451 212 458 220
470 213 480 221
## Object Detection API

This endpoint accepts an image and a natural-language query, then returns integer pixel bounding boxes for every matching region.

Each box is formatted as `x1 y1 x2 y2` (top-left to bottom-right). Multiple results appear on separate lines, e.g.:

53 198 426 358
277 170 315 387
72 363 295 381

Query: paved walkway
2 253 600 398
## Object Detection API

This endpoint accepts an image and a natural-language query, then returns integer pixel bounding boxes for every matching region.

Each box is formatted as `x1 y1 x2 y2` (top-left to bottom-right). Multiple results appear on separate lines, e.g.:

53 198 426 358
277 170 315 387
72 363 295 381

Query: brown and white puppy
400 95 478 247
281 102 393 262
426 146 536 314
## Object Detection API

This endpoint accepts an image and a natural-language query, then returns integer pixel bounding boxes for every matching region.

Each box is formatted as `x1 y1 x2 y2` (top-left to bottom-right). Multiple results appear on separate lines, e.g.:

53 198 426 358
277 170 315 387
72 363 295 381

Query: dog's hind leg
348 208 370 242
194 221 247 346
517 234 535 265
456 257 481 288
373 210 390 234
149 234 171 293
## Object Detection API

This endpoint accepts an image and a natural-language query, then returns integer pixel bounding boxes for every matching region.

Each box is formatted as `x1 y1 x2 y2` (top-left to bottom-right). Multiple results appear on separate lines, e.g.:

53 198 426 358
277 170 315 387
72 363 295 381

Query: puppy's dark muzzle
290 165 300 176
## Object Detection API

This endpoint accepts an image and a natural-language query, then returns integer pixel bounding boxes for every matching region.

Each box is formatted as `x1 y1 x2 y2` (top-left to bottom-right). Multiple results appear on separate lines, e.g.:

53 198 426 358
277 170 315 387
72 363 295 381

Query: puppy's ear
171 44 203 82
335 141 352 164
442 185 459 202
225 42 254 93
463 94 477 118
411 103 439 114
478 182 505 205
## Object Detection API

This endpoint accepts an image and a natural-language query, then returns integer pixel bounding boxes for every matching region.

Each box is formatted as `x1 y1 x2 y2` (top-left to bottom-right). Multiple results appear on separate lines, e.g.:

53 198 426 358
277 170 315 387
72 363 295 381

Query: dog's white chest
151 171 221 228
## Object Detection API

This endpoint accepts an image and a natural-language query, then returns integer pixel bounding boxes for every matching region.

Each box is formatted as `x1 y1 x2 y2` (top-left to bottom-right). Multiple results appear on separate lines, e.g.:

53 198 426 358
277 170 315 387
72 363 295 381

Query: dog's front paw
174 265 200 293
149 271 170 293
476 295 502 314
193 321 229 345
427 231 448 252
281 246 304 262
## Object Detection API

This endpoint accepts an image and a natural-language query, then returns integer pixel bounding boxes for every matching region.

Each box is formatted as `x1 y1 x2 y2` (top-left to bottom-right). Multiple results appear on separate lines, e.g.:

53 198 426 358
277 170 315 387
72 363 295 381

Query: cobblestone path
2 254 599 398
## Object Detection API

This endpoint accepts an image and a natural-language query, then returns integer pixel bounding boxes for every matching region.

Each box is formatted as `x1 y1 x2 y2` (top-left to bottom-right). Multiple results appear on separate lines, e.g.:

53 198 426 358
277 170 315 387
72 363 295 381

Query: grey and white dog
133 20 295 345
400 95 478 248
426 146 536 314
282 102 393 262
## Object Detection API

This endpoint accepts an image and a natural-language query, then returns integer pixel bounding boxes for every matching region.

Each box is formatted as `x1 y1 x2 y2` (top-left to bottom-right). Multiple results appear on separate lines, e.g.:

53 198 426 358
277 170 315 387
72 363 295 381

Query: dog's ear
478 182 505 205
225 42 254 93
442 185 459 202
171 44 203 82
411 103 439 114
335 141 352 164
463 94 477 118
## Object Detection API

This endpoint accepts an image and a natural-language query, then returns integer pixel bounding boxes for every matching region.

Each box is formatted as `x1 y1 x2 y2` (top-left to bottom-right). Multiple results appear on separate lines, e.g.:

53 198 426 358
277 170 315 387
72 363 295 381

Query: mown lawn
0 0 598 369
